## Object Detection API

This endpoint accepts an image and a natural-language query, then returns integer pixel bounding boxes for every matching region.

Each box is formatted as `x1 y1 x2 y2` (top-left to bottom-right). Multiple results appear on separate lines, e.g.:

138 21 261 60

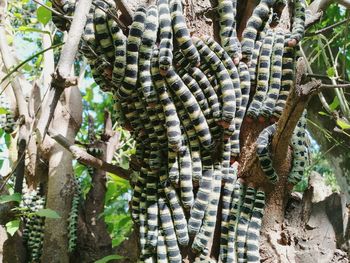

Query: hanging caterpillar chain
45 0 309 261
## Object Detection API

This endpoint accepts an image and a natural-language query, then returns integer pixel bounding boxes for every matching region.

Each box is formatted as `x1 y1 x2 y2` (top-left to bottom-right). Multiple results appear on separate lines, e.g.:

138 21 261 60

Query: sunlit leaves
36 1 52 26
5 220 20 236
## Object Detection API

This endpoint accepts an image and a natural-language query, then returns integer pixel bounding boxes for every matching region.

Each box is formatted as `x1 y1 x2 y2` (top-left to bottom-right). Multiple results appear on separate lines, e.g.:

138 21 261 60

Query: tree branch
48 128 131 180
36 0 93 143
306 17 350 36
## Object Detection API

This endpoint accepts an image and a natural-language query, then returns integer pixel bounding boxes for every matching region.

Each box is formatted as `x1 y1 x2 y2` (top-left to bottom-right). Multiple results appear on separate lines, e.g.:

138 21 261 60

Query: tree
0 0 349 262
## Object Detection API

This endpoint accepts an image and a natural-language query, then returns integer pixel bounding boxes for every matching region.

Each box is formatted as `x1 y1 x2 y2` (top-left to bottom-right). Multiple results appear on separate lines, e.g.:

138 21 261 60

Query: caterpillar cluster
51 0 308 261
0 94 16 134
256 111 309 184
67 178 81 253
20 187 46 263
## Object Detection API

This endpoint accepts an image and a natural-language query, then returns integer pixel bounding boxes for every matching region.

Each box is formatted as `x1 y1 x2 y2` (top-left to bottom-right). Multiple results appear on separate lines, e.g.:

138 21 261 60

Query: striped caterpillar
247 29 275 120
68 178 81 252
288 111 309 184
287 0 306 47
0 94 16 133
20 187 46 262
218 0 241 63
241 0 276 62
256 123 278 183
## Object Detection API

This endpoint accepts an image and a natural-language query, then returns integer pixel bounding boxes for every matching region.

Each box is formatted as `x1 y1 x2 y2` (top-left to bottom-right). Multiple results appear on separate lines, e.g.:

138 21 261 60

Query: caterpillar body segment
273 43 296 118
188 151 214 235
236 187 256 262
158 190 182 262
178 136 194 208
230 62 251 157
147 105 167 149
221 139 232 180
248 38 264 86
203 36 241 117
219 176 235 261
94 0 115 63
140 5 159 104
289 111 308 184
170 0 200 65
218 0 241 62
83 4 97 54
241 0 275 62
246 190 266 263
193 37 236 130
68 179 80 252
256 123 278 183
0 95 16 133
165 69 212 149
247 30 275 119
174 51 221 129
140 187 150 258
158 0 174 75
192 166 222 252
173 96 203 182
226 182 245 263
260 30 285 119
157 230 169 263
163 181 189 246
108 17 127 87
131 170 147 223
151 50 183 152
146 170 159 249
119 7 147 98
288 0 306 46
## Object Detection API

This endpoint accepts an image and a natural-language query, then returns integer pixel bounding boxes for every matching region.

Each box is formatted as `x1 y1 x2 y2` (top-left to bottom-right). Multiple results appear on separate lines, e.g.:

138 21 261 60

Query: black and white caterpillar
21 187 46 262
68 178 81 252
0 94 16 133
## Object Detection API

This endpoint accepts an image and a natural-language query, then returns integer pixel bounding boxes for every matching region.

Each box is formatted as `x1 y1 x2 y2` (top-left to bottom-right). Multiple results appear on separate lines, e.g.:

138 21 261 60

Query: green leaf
5 220 20 236
0 107 8 114
94 255 124 263
326 67 335 78
36 208 61 219
336 119 350 130
37 1 52 26
0 193 21 204
329 96 340 111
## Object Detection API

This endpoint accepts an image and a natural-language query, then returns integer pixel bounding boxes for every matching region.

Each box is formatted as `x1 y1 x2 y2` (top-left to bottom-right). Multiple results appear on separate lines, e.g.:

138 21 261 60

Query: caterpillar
192 166 222 253
193 37 236 130
236 187 256 262
248 30 266 86
158 0 174 75
173 96 202 183
158 188 182 262
256 123 278 183
165 68 212 149
0 95 16 133
21 188 46 262
273 41 296 119
188 150 214 235
139 5 159 104
260 29 285 119
157 230 169 263
108 13 127 87
226 182 245 263
202 36 242 138
230 62 251 157
118 6 147 98
146 170 159 249
247 29 275 120
288 111 309 185
162 180 189 246
217 0 241 63
169 0 200 65
221 139 232 180
241 0 275 62
68 178 80 252
287 0 306 47
93 0 115 63
174 51 221 141
131 169 147 223
246 190 266 263
151 49 183 152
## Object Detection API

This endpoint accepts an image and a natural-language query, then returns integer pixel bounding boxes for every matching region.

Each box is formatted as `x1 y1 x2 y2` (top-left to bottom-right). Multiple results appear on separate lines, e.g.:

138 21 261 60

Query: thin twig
48 128 131 180
32 0 72 20
306 17 350 36
320 83 350 89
